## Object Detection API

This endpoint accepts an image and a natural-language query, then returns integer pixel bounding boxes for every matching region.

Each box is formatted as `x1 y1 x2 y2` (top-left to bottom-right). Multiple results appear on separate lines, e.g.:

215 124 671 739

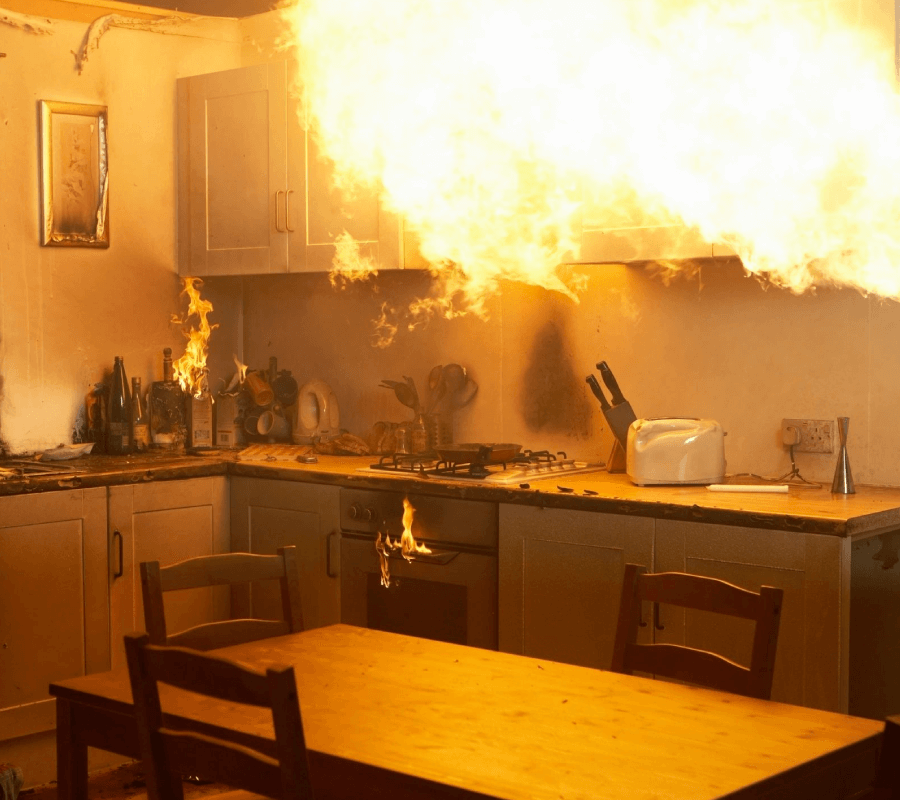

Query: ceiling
121 0 283 17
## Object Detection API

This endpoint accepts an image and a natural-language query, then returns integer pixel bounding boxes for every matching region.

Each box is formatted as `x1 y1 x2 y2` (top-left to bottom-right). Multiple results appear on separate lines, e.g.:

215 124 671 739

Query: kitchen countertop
4 450 900 537
0 451 229 496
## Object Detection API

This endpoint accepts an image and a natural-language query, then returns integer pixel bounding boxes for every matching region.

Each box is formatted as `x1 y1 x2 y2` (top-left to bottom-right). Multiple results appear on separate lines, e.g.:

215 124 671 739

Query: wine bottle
107 356 132 455
149 347 186 449
131 377 150 453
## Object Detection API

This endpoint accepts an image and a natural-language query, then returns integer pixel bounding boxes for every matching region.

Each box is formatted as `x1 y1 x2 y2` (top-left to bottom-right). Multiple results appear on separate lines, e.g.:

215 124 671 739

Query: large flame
285 0 900 316
172 278 216 399
375 496 432 587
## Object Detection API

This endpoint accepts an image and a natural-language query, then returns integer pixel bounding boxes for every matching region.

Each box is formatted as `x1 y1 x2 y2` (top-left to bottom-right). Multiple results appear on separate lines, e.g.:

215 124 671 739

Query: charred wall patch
519 318 590 436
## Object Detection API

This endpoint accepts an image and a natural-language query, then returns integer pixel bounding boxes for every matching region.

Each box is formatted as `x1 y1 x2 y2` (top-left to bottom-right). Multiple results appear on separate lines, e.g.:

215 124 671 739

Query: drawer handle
653 602 664 631
113 529 124 579
326 531 338 578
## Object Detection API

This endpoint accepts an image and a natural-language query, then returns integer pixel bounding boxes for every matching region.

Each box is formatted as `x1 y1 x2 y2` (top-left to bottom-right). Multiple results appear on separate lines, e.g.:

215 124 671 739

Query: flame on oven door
375 496 432 587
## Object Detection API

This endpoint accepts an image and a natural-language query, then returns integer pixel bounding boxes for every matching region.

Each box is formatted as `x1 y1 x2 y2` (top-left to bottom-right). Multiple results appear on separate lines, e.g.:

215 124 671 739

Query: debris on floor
20 762 230 800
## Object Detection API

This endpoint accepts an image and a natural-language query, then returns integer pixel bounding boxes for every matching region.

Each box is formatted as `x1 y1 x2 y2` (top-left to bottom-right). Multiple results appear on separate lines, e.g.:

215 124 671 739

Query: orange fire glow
375 496 432 587
330 231 380 288
172 277 216 399
284 0 900 320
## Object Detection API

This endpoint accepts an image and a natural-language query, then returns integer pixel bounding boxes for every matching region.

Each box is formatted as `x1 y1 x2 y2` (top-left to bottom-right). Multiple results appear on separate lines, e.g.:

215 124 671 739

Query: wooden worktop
4 450 900 537
231 454 900 538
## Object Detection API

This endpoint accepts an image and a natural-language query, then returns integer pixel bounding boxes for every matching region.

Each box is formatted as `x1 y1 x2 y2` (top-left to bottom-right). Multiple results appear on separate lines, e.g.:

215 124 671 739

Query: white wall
230 259 900 487
0 6 242 453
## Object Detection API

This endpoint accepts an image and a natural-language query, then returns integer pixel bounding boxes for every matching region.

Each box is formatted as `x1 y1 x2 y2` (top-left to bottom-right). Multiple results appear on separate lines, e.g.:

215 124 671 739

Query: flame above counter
283 0 900 314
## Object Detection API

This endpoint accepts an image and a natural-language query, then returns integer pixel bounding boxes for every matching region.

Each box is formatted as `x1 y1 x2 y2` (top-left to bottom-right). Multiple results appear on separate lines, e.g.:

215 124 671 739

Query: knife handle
597 361 626 406
585 375 611 410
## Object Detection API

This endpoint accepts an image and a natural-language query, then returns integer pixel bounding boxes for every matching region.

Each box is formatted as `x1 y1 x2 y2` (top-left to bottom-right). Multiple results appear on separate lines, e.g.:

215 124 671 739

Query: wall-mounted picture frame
39 100 109 247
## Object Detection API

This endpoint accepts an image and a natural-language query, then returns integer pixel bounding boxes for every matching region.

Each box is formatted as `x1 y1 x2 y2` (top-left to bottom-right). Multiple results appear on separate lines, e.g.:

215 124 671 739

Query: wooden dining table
50 624 883 800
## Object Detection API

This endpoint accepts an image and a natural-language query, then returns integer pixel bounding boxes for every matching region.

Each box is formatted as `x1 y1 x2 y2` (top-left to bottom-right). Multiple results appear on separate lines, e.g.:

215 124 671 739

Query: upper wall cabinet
177 61 401 276
576 190 715 264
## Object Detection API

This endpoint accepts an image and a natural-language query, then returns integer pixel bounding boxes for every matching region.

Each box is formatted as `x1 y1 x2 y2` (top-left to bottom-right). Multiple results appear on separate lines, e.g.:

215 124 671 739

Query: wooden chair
868 714 900 799
124 632 314 800
610 563 784 700
140 547 303 651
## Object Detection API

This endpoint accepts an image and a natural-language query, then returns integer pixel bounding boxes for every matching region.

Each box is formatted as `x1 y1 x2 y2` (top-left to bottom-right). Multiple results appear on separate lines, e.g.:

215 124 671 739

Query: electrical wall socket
782 419 834 453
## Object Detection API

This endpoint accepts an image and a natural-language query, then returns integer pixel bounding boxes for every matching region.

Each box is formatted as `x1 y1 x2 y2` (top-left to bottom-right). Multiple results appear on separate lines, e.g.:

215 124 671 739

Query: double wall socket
781 419 834 453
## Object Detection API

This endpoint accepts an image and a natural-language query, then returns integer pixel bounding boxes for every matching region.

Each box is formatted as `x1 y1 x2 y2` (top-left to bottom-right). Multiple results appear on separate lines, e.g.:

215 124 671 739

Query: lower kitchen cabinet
108 476 230 671
500 506 848 713
499 505 653 669
230 477 340 630
654 519 845 712
0 489 108 744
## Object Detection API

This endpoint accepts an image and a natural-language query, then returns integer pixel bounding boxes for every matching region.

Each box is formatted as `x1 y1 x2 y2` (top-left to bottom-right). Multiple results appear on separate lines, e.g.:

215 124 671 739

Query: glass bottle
410 413 428 455
130 377 150 453
149 347 186 449
107 356 132 455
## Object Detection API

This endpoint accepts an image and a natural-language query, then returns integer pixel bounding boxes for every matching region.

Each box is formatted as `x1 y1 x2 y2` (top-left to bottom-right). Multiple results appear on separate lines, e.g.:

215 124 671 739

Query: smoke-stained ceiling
121 0 282 16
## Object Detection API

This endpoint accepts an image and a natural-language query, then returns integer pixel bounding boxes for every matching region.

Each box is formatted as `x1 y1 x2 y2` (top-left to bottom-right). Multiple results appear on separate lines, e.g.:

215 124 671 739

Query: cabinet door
654 520 847 712
230 477 340 630
578 191 713 263
299 121 401 272
178 62 292 276
108 477 230 671
0 488 107 742
499 505 653 669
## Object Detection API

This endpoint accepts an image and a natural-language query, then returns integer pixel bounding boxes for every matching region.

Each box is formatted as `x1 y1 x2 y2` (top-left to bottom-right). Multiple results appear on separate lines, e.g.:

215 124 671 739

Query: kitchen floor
21 763 231 800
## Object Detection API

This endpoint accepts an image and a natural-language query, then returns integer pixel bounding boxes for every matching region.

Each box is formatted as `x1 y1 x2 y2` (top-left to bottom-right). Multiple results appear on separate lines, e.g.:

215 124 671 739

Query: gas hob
358 450 607 486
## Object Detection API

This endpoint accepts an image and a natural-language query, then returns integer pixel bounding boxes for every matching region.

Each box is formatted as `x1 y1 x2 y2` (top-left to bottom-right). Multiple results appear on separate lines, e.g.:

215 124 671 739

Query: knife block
607 439 627 473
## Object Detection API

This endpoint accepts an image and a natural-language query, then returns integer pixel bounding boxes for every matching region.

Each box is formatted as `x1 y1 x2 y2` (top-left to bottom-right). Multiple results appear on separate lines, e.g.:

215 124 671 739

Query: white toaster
626 418 726 486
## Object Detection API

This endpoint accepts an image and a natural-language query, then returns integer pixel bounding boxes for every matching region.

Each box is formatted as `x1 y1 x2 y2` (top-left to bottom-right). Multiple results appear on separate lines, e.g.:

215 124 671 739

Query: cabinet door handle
326 531 339 578
275 190 286 232
653 602 664 631
112 529 124 579
285 189 295 232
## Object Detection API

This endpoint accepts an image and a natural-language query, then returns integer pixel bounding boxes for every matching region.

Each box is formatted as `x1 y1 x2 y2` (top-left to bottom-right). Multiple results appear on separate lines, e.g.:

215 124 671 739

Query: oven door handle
383 548 460 566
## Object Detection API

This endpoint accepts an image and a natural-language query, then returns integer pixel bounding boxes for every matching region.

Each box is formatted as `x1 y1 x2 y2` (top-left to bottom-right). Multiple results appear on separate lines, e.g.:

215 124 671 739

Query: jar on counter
410 414 428 454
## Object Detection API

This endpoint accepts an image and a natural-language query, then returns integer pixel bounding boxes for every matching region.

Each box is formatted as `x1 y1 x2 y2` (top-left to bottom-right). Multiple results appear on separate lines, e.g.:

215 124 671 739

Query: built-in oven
340 488 498 650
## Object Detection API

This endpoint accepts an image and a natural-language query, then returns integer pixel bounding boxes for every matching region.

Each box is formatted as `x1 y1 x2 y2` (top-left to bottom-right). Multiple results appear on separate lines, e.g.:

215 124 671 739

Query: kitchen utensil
425 414 453 450
271 371 299 407
708 484 788 493
293 380 340 442
596 361 637 446
380 377 420 414
626 418 725 486
435 442 522 465
442 363 467 394
449 377 478 410
425 365 446 414
585 375 611 411
831 416 855 494
245 370 274 407
257 407 291 440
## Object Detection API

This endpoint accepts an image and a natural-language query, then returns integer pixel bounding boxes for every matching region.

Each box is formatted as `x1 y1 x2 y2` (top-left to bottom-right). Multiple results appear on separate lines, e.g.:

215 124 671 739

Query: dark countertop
4 450 900 538
0 451 229 495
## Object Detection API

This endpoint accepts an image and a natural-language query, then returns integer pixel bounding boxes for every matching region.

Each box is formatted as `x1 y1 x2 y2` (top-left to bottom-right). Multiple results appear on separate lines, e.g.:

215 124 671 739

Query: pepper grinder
831 416 855 494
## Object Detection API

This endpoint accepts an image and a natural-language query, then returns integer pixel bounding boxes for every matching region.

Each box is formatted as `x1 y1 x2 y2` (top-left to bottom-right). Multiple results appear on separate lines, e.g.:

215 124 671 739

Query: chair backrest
124 632 313 800
610 563 784 700
873 715 900 799
141 547 303 651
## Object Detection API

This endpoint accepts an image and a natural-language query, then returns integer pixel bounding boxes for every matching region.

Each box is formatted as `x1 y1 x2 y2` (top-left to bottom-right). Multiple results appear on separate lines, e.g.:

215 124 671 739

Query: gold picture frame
40 101 109 247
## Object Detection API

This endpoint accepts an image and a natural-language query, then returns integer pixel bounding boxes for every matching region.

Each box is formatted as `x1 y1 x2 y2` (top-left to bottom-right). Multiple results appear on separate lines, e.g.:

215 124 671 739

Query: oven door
340 533 498 650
